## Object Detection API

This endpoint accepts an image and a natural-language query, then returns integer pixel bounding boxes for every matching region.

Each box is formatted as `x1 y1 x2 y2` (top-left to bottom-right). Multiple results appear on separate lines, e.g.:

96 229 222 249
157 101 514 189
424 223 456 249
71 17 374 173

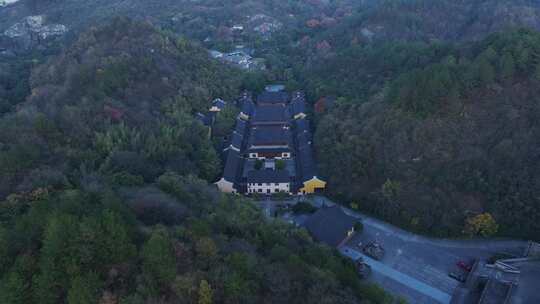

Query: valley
0 1 540 303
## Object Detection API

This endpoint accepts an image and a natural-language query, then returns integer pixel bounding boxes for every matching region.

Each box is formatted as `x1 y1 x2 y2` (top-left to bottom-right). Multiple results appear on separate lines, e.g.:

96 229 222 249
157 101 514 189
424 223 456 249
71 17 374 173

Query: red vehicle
456 260 473 272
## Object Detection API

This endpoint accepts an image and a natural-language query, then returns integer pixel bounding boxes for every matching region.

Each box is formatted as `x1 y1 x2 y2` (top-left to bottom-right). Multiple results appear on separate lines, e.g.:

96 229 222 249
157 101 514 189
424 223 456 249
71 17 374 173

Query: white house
247 169 291 194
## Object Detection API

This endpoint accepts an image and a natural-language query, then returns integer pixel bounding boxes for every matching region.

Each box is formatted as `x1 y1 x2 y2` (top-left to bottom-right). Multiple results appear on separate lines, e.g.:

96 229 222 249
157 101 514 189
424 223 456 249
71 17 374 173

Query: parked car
356 258 372 279
448 271 467 282
457 260 473 272
363 241 385 260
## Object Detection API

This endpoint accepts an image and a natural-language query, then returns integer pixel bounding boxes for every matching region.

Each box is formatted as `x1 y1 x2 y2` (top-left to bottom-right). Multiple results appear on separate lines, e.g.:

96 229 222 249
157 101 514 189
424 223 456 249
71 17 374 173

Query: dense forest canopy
0 18 393 304
314 29 540 240
0 174 391 303
1 1 540 302
0 17 241 199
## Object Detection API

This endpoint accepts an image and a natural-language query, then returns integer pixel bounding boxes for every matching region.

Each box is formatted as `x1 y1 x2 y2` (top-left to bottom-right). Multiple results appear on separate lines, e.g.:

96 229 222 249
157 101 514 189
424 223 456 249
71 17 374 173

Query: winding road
309 196 530 303
257 195 534 303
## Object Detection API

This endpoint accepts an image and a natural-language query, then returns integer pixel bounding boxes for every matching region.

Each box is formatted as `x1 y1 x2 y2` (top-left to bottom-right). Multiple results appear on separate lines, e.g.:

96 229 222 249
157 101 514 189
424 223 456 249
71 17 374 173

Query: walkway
340 246 452 304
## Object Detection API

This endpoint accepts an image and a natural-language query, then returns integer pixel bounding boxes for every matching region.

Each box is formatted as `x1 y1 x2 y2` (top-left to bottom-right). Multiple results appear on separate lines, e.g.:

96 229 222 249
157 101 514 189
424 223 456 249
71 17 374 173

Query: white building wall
215 178 236 193
247 182 290 194
248 152 291 159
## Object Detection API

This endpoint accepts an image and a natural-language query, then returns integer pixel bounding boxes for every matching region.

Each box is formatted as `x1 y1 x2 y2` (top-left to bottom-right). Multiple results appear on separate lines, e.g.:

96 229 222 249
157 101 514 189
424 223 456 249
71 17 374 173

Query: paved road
257 195 531 303
340 246 453 304
308 196 529 303
311 196 526 252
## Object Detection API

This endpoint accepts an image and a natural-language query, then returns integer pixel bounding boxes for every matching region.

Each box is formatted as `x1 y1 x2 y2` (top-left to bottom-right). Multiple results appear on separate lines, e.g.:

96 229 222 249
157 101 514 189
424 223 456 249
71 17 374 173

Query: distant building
251 104 290 126
303 206 357 247
209 98 226 112
209 50 223 59
265 84 286 92
257 91 290 105
247 125 293 159
215 88 326 195
290 91 307 120
239 95 256 120
215 149 243 193
232 25 244 31
247 169 291 194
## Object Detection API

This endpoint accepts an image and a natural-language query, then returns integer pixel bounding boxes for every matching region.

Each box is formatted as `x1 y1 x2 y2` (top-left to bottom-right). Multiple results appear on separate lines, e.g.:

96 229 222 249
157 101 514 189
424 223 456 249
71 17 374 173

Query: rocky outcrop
2 15 67 50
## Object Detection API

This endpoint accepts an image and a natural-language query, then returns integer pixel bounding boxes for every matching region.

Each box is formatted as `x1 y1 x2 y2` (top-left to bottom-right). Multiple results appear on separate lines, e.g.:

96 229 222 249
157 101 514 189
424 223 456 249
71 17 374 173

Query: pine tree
478 59 495 85
500 52 516 79
534 63 540 81
141 227 176 294
0 255 34 304
101 210 136 265
198 280 213 304
67 272 103 304
33 214 78 304
0 227 8 273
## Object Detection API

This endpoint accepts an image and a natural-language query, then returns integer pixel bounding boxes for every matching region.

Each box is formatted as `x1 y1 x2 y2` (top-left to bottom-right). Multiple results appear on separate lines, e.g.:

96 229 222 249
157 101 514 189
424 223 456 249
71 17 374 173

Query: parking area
254 195 533 304
341 245 454 303
342 217 528 304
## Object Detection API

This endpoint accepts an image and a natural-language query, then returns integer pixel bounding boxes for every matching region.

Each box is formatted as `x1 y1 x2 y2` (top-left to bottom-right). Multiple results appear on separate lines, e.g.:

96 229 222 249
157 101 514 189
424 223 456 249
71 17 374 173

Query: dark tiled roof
249 126 292 146
223 149 243 182
234 118 247 135
295 118 311 138
303 206 357 247
248 147 292 154
257 91 289 105
296 131 312 148
212 98 227 109
241 98 256 117
252 104 290 124
290 92 306 116
297 147 316 182
230 132 244 150
290 98 306 117
247 169 290 183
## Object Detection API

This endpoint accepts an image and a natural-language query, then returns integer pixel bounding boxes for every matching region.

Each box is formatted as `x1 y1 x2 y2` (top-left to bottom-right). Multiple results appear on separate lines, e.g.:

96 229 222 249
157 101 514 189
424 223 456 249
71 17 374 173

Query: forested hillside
0 18 392 304
311 0 540 47
0 17 240 199
0 175 390 304
315 29 540 240
277 0 540 100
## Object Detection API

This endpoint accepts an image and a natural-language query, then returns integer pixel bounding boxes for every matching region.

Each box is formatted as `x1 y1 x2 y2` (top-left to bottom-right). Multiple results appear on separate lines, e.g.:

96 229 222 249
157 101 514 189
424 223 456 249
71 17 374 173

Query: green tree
477 59 495 85
0 255 34 304
534 63 540 81
141 227 176 294
67 272 103 304
274 191 289 202
354 221 364 234
275 159 286 170
172 275 197 301
382 179 401 201
33 213 78 304
500 52 516 79
198 280 213 304
254 159 263 170
212 105 239 138
0 227 9 273
195 237 218 269
101 210 136 265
